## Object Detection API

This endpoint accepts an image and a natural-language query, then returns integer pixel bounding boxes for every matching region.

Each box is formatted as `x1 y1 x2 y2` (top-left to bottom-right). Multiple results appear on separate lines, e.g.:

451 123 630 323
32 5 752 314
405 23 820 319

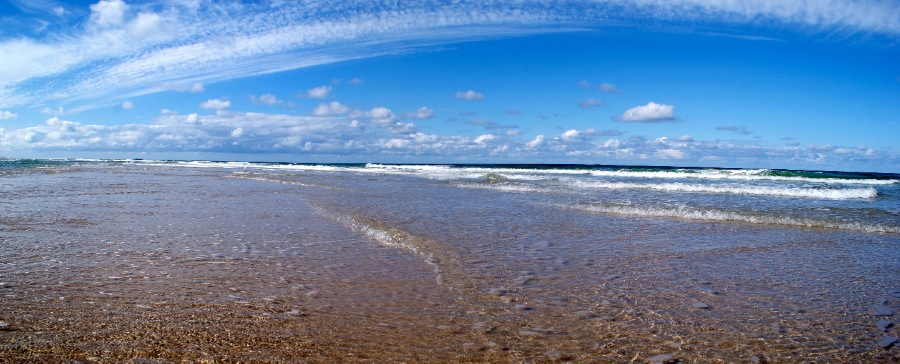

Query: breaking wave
569 180 878 199
567 203 899 234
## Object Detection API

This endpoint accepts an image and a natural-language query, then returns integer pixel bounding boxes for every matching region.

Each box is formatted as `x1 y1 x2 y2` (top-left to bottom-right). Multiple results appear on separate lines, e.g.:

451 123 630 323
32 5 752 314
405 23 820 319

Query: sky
1 0 899 172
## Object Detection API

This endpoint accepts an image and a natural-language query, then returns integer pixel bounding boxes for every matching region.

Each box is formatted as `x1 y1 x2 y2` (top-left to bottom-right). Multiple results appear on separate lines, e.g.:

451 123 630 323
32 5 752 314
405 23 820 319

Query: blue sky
1 0 899 172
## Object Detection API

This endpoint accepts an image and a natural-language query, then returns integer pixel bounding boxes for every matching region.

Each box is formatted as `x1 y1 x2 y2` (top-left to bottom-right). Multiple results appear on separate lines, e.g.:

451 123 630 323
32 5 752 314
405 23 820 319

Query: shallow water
1 161 898 362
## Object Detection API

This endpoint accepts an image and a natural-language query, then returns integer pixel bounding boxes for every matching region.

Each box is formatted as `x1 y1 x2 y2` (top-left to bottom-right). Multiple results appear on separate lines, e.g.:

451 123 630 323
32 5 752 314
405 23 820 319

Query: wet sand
1 165 898 362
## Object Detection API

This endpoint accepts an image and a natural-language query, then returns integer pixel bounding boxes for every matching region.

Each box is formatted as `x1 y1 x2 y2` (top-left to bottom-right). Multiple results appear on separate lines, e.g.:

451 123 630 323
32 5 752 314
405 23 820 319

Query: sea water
1 159 898 362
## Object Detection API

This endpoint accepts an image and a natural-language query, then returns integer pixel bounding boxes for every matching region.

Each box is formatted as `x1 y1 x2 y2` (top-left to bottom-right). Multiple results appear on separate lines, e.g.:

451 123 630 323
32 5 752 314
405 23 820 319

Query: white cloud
526 135 545 148
258 94 278 105
603 138 620 148
474 134 496 144
455 90 484 101
121 101 134 110
311 101 349 116
561 129 581 141
656 148 686 159
348 78 364 85
160 108 177 115
616 102 676 122
0 110 894 170
402 106 435 119
306 85 332 99
366 107 401 127
3 1 897 111
89 0 128 28
390 121 417 134
200 99 230 110
252 94 282 106
0 111 17 120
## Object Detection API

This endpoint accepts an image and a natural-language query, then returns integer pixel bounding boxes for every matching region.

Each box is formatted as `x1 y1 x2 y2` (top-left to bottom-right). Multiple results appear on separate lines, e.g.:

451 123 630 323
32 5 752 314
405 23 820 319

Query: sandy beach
1 163 898 362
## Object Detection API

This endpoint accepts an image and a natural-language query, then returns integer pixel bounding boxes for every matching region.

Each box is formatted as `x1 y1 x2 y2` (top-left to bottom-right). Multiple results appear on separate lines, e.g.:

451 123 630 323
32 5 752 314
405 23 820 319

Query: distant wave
569 180 878 199
586 169 897 185
127 161 898 186
362 164 896 185
567 203 899 234
458 179 878 200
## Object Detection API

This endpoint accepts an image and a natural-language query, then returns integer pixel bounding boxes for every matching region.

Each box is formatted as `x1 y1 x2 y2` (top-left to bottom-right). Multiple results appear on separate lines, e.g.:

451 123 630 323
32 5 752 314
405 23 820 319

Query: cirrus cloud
1 0 898 112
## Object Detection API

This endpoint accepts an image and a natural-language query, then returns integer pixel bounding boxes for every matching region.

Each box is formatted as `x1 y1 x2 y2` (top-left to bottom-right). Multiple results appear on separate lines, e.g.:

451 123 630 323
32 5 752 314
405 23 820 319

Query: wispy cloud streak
1 0 897 110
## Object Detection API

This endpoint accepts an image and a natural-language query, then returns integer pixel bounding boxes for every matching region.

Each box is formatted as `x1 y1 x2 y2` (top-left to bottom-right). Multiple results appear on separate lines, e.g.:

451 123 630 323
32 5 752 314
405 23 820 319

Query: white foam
134 162 897 186
456 182 549 194
586 169 896 185
569 180 878 200
312 206 444 285
569 203 899 234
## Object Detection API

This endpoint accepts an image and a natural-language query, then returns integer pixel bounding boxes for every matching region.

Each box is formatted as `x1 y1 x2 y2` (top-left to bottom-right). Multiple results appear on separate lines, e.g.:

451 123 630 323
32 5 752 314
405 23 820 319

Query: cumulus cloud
251 94 283 106
311 101 349 116
0 110 894 170
200 99 230 110
0 111 17 120
474 134 497 144
184 113 199 124
557 128 621 142
120 101 134 110
455 90 484 101
615 102 676 122
526 135 545 148
306 86 332 99
402 106 435 119
89 0 128 28
560 129 582 141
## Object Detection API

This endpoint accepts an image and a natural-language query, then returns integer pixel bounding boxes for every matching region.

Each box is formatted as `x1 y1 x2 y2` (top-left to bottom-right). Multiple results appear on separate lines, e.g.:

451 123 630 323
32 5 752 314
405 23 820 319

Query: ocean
1 159 898 362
